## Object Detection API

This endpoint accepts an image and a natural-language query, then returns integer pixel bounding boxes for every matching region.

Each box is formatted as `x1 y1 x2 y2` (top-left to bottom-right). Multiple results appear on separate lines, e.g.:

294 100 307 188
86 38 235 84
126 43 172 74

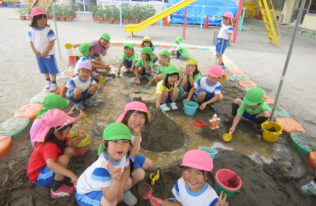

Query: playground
0 0 316 205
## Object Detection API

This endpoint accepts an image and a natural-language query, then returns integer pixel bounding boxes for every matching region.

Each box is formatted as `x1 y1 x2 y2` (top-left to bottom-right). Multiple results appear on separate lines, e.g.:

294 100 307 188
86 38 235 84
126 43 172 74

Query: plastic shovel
138 182 161 206
222 132 233 142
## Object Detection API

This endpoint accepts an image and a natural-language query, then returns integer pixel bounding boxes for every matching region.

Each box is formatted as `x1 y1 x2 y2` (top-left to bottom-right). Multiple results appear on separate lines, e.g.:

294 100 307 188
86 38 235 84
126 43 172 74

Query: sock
52 80 57 84
46 78 51 81
51 180 63 192
232 103 239 116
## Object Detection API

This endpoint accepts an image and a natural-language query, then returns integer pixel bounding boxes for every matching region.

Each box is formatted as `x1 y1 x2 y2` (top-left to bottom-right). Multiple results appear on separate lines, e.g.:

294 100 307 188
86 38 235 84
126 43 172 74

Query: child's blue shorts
76 191 103 206
242 112 258 121
215 38 228 54
124 60 133 68
132 154 146 170
36 55 59 75
195 89 215 101
91 54 99 60
35 166 55 186
140 67 151 75
67 89 90 102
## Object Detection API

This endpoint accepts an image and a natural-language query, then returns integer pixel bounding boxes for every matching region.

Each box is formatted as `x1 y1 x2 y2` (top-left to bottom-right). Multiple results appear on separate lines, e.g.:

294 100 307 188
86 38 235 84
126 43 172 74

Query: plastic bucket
183 101 198 116
199 147 218 160
215 169 242 198
261 121 282 143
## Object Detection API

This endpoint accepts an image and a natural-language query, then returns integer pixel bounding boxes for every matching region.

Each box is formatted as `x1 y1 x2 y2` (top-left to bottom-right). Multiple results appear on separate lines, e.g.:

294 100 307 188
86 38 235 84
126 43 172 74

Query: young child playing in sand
66 61 98 110
156 65 180 112
154 149 228 206
181 59 202 97
116 101 153 185
170 37 190 60
146 50 172 88
134 47 153 84
117 43 137 76
141 36 158 63
216 12 234 68
183 65 226 111
27 109 87 198
76 123 137 206
228 88 271 133
27 7 59 92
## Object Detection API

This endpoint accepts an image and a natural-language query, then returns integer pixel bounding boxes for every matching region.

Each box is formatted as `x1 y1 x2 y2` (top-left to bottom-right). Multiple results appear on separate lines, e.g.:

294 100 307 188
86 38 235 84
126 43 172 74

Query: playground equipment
124 0 196 37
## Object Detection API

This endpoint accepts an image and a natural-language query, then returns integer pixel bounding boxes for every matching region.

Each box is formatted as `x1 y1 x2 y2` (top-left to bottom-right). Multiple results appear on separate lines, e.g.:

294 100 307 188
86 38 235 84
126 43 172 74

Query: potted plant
122 3 130 24
91 5 98 21
106 5 115 24
65 6 74 21
17 5 30 20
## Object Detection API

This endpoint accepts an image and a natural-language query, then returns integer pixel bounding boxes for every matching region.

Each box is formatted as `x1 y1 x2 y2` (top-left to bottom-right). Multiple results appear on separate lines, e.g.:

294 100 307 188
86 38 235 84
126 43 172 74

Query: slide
124 0 196 36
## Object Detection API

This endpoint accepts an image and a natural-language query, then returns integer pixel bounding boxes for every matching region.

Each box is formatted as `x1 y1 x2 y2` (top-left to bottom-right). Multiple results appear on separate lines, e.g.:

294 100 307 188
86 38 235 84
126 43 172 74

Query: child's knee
218 94 224 102
233 98 242 105
198 92 206 100
132 169 145 185
143 158 153 169
88 85 97 94
126 177 134 190
259 111 271 118
64 147 76 157
74 88 82 99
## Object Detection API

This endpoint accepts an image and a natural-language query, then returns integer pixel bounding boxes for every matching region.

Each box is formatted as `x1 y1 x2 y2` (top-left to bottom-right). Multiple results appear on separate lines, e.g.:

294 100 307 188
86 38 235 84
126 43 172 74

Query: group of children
25 7 281 205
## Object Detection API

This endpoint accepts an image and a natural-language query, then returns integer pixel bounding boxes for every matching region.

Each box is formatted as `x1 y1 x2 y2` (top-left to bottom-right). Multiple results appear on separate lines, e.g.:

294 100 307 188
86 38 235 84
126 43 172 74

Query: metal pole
182 7 188 40
232 0 243 43
200 5 205 31
51 0 62 59
270 0 307 120
119 2 122 27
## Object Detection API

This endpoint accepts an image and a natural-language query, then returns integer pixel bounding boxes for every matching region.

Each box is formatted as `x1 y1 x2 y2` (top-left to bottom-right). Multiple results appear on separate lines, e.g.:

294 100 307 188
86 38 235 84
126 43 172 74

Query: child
141 36 157 63
301 151 316 195
146 50 171 88
116 101 153 185
229 88 271 133
27 7 59 92
216 12 234 68
156 65 180 112
27 109 87 198
66 61 98 110
181 59 202 96
117 43 137 76
134 47 153 84
154 149 228 206
183 65 226 111
170 37 190 60
76 122 137 206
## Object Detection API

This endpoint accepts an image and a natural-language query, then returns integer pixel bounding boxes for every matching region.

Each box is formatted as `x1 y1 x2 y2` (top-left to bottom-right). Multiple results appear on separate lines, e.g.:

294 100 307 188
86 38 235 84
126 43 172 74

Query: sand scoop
138 182 161 206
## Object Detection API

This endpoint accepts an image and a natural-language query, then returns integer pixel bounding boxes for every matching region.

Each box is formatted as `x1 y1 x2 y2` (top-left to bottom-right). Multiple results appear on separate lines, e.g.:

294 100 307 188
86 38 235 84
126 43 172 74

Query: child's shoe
50 184 75 198
301 180 316 196
123 190 137 206
74 101 84 110
170 102 178 110
84 98 95 107
48 83 57 92
44 80 51 89
160 103 171 112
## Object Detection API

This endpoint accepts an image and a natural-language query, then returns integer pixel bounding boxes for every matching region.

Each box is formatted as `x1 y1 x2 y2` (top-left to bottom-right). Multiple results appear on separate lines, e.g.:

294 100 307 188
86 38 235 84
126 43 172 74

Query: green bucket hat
159 50 171 59
37 93 70 118
175 36 185 43
165 65 179 75
98 122 131 155
140 47 153 60
243 88 265 106
79 43 92 57
124 43 134 49
100 33 111 42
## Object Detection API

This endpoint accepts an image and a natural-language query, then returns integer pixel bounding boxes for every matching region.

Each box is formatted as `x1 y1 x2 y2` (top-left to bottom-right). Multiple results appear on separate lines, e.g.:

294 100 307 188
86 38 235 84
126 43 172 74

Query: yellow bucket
68 132 91 147
64 43 73 49
261 121 282 143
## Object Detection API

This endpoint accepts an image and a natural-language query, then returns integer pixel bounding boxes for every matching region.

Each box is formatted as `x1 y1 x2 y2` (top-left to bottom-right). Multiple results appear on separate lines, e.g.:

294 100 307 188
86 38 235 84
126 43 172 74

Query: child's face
186 64 196 74
78 68 92 80
143 41 151 47
127 111 146 131
37 15 47 28
107 140 130 161
222 17 231 25
207 76 219 84
182 167 207 192
168 74 178 86
54 126 71 141
141 53 148 60
124 47 133 56
100 39 109 47
159 55 169 65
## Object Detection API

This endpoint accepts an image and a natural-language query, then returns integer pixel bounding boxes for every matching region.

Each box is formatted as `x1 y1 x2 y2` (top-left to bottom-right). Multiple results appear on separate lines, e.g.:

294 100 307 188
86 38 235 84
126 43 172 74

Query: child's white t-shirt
75 57 92 74
172 177 219 206
76 153 130 194
66 75 96 92
217 24 234 40
194 77 222 94
27 26 56 56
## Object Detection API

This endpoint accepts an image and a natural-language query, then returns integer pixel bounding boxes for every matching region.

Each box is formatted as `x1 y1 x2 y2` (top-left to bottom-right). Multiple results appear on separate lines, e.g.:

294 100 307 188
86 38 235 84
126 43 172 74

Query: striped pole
182 7 188 40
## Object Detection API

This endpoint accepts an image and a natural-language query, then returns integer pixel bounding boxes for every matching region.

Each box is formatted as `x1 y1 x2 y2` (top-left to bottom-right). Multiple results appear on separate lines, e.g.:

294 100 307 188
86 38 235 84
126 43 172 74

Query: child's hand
107 162 122 181
200 102 207 110
70 175 78 185
78 128 87 139
229 127 235 134
183 98 190 102
134 127 142 137
174 79 180 87
35 51 42 57
42 51 49 58
215 192 228 206
79 110 88 119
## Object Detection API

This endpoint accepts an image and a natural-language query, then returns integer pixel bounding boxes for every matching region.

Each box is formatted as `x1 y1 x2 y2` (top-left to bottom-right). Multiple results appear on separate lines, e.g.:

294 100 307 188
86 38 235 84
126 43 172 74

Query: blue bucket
183 101 198 116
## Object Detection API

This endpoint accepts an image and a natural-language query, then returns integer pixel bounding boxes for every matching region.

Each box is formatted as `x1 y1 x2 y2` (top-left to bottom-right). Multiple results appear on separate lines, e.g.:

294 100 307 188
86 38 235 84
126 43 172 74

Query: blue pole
120 3 122 27
200 5 205 31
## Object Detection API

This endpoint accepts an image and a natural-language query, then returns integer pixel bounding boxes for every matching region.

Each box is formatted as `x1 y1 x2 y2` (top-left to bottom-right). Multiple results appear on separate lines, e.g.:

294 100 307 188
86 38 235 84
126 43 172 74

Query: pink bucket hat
77 61 92 72
181 149 213 172
30 109 75 147
223 12 234 23
116 101 151 123
207 65 227 79
31 7 46 17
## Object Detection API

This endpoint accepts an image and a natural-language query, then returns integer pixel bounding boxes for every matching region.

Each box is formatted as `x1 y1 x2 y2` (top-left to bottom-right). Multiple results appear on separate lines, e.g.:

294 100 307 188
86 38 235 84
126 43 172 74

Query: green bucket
215 169 242 198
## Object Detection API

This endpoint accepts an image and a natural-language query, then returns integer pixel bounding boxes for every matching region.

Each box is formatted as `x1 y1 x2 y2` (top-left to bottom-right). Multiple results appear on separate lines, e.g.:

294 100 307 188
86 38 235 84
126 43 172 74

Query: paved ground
1 8 316 136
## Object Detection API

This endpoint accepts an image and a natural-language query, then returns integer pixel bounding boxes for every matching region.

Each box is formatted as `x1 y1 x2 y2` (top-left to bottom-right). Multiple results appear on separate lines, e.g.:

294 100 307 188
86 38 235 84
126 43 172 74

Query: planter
66 17 72 21
92 15 98 21
114 19 120 24
27 16 32 20
123 19 129 24
19 16 26 20
108 19 114 24
56 16 61 21
59 16 66 21
98 17 104 23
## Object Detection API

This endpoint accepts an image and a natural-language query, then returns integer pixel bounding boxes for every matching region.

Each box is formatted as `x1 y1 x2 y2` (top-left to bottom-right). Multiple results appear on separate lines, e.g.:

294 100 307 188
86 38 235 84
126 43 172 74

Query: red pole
182 8 188 40
233 0 243 43
204 15 209 29
163 17 168 26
